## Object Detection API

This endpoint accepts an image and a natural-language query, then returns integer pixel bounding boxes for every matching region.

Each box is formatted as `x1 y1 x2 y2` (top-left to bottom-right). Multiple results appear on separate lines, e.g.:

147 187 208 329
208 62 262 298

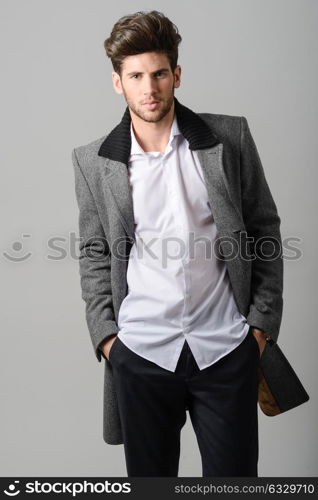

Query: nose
143 74 158 97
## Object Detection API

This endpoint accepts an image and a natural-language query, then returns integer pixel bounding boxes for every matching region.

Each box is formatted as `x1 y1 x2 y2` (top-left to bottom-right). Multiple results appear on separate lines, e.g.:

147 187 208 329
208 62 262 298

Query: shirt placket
162 148 191 336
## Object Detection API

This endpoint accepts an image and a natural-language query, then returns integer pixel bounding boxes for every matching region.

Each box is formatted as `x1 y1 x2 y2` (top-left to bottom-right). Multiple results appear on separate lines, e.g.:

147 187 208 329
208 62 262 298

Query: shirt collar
130 113 182 157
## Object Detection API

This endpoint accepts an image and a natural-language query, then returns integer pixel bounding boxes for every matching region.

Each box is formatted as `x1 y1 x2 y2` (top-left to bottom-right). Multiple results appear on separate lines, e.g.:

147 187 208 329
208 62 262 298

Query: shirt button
184 326 190 334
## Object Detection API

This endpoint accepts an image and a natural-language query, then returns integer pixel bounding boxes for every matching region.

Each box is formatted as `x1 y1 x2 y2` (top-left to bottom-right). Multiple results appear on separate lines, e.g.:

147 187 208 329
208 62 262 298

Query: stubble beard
122 85 175 123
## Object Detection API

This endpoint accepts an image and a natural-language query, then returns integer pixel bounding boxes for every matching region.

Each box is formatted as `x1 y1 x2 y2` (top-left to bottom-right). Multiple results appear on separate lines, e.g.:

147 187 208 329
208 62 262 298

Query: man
72 10 283 477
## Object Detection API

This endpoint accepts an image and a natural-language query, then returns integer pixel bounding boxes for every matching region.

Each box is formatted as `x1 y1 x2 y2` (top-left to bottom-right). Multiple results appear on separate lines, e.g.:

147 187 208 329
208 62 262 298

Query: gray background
1 0 317 476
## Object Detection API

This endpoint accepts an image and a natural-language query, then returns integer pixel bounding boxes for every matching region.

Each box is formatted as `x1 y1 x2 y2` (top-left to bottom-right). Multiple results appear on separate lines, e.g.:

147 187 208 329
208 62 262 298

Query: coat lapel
100 159 136 242
196 145 245 234
97 97 243 241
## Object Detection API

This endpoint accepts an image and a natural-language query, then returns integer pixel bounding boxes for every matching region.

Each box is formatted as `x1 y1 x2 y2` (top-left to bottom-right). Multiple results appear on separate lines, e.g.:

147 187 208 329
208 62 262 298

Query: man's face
112 51 181 123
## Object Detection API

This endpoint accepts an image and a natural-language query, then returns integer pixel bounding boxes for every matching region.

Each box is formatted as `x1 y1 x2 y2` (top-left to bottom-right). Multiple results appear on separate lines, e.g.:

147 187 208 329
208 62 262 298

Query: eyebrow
126 67 170 77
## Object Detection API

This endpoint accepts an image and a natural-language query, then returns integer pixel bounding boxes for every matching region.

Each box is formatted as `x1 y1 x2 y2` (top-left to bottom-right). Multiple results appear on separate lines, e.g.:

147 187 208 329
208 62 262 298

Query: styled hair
104 10 182 76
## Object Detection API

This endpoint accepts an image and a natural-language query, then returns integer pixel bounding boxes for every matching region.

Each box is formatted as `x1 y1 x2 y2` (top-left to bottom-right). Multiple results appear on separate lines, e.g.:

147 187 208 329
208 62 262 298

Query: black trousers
109 327 260 477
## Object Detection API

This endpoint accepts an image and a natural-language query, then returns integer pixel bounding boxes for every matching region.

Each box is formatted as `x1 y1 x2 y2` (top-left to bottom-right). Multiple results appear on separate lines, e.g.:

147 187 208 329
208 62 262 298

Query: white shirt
117 114 250 372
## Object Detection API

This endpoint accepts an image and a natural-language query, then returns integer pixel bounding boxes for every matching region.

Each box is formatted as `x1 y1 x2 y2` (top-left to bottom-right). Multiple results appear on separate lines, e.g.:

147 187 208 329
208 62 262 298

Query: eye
131 74 140 79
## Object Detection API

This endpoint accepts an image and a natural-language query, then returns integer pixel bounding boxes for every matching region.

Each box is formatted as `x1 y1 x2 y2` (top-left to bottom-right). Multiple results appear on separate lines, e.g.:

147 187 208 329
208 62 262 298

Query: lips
143 101 160 109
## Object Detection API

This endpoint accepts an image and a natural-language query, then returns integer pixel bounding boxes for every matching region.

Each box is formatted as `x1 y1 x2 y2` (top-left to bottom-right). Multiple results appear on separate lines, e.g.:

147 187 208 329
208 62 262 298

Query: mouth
143 101 160 110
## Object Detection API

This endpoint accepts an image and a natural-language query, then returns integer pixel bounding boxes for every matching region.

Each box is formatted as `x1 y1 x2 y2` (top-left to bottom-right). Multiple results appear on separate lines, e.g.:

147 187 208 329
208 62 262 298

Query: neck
129 100 175 153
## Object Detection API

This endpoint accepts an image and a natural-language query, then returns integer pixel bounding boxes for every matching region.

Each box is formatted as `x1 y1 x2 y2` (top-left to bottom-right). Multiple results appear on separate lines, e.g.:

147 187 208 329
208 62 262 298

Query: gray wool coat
72 97 283 445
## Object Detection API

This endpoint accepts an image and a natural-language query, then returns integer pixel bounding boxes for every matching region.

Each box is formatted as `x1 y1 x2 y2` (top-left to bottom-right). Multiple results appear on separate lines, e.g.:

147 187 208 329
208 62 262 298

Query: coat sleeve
72 148 119 362
240 117 284 342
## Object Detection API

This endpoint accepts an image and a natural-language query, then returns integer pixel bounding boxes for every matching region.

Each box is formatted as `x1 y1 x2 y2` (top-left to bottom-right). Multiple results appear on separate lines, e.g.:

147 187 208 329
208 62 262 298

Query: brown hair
104 10 182 76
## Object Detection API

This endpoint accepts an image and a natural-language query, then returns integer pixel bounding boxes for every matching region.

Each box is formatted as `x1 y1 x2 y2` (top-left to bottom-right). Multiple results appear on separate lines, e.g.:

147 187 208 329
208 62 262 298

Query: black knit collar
97 96 219 164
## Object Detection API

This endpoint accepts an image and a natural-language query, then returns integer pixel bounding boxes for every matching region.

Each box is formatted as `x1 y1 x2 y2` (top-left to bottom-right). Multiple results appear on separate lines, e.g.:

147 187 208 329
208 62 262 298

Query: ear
173 65 181 89
112 71 123 95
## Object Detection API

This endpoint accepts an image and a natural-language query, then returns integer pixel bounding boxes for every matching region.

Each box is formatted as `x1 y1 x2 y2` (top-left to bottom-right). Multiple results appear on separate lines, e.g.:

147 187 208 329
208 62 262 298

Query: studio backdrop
0 0 316 477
